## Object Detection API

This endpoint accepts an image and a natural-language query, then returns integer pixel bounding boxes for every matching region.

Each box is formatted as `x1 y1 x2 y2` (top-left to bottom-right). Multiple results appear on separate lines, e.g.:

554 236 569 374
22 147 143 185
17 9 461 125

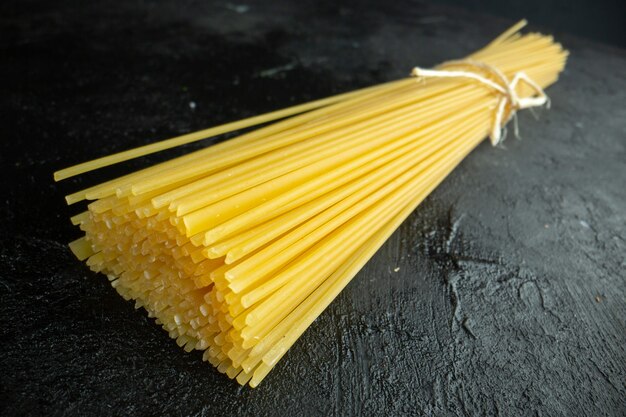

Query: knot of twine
411 60 550 146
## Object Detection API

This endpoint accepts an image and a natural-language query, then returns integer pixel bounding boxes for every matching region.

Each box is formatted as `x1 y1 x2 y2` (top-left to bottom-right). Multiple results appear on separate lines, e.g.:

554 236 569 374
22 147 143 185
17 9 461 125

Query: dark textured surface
1 1 625 416
435 0 626 48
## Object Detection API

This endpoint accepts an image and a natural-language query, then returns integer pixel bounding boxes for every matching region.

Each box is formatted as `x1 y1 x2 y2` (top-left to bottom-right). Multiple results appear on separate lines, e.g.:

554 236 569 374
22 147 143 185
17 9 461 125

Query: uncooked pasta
56 20 567 387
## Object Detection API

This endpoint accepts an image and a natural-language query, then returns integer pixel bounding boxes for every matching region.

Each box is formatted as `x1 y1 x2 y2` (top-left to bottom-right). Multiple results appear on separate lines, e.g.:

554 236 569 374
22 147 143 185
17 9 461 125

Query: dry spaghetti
56 20 567 387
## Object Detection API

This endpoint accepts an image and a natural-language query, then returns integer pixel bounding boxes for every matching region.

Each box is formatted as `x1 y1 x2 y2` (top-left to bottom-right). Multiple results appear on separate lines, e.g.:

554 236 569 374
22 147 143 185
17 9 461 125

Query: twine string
411 59 550 145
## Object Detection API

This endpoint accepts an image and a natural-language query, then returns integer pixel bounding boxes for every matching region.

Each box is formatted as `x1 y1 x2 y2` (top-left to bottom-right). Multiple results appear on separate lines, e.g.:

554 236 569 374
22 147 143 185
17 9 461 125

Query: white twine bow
411 59 550 146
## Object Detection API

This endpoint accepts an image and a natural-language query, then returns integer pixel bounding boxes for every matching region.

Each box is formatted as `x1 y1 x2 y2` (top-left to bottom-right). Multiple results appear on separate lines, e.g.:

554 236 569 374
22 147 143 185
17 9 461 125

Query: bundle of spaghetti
56 21 567 387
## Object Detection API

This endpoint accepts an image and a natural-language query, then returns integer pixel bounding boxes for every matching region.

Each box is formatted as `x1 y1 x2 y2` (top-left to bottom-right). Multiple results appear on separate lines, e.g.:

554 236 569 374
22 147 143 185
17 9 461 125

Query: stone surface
1 1 625 416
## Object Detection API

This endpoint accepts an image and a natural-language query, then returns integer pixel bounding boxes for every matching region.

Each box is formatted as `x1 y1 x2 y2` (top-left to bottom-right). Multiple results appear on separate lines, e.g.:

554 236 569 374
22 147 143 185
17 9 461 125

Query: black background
437 0 626 48
1 1 625 416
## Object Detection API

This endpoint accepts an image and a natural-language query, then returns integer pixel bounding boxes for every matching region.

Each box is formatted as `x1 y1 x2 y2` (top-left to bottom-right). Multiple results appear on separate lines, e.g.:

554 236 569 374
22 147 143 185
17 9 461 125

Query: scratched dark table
1 1 625 416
